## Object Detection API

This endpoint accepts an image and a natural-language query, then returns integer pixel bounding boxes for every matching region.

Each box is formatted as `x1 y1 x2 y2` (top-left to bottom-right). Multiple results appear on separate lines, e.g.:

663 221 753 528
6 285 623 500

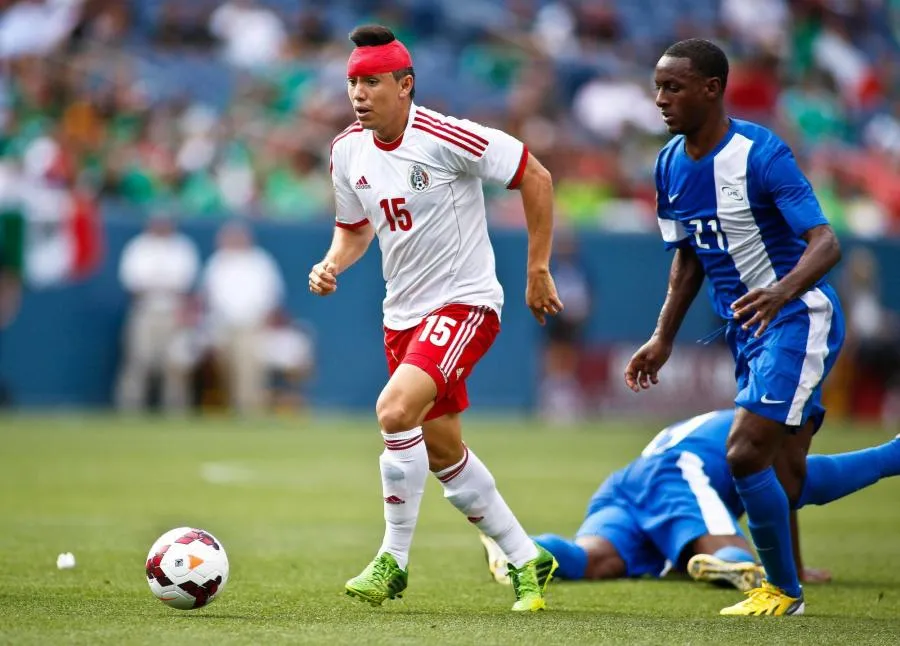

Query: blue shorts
727 285 844 429
577 451 744 578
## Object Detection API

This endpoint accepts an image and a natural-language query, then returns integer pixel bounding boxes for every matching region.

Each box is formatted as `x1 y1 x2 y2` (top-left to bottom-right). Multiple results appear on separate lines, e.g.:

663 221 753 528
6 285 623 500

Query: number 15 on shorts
418 315 456 347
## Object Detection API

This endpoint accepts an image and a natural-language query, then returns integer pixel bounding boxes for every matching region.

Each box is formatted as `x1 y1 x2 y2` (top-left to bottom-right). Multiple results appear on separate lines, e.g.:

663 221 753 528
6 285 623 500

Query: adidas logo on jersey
355 176 371 190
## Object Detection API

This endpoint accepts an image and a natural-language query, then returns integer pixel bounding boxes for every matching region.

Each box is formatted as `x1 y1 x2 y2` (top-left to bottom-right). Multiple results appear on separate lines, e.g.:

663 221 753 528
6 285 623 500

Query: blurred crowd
115 216 314 415
1 0 900 236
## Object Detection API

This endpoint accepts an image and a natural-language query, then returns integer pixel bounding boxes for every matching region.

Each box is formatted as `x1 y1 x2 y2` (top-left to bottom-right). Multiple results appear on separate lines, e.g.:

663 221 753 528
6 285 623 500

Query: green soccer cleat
508 544 558 612
345 553 408 607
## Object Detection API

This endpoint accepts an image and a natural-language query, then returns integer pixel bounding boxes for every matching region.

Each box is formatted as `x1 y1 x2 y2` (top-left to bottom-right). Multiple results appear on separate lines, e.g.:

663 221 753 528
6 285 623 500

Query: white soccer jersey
330 104 528 330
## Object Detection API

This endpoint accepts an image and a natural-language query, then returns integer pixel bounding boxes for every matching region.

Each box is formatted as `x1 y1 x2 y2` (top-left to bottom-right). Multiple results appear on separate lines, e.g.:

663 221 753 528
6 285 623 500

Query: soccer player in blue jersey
479 410 900 592
624 39 846 616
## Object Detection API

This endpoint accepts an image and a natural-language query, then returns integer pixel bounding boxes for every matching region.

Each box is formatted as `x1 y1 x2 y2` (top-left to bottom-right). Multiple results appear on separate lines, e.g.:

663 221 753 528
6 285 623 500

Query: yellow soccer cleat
719 580 805 616
479 532 511 585
687 553 764 592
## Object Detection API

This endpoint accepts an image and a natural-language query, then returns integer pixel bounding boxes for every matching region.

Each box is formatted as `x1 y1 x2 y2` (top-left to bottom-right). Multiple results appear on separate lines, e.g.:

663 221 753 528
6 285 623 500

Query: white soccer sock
435 446 538 568
377 427 428 571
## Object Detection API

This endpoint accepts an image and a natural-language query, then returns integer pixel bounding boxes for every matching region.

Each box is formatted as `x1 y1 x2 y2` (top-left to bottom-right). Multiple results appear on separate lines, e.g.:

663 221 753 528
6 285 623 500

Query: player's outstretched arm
732 224 841 338
790 510 832 584
309 223 375 296
625 247 704 392
517 153 563 325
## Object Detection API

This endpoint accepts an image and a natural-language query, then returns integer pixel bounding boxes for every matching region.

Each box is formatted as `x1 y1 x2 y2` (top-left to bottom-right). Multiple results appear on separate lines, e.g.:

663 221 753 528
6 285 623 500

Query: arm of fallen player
790 510 833 584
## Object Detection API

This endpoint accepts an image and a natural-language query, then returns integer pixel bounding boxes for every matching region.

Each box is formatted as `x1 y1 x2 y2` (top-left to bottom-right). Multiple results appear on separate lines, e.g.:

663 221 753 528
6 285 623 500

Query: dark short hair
348 24 415 100
664 38 729 92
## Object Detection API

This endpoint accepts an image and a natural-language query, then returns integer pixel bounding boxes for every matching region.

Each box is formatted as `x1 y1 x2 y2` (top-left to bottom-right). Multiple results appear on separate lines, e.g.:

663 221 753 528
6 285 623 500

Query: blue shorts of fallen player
576 455 746 578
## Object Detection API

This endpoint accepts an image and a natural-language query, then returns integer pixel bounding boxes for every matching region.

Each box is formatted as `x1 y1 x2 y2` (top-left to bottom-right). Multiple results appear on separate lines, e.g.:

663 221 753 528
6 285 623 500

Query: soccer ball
145 527 229 610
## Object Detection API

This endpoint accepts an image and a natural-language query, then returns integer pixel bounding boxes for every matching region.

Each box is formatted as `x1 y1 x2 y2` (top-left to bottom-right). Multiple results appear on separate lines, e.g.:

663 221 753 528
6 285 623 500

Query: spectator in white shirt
0 0 84 60
202 221 284 414
116 215 199 412
208 0 287 69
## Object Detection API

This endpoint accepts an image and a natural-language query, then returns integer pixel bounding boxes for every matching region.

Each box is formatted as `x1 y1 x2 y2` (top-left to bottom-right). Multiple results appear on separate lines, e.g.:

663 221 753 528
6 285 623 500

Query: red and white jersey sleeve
330 122 368 229
411 108 528 190
329 104 529 330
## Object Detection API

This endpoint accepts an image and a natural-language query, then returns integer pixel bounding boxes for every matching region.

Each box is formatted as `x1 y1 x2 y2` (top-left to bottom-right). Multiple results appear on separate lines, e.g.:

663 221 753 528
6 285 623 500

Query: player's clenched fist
309 260 338 296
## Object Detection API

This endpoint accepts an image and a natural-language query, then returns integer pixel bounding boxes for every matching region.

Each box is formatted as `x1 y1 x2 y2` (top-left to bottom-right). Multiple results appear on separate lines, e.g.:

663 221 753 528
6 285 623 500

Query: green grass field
2 414 899 645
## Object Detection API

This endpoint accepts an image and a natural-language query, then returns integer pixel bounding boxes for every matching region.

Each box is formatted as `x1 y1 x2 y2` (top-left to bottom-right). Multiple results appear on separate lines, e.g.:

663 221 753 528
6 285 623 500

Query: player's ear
706 77 723 100
399 74 414 99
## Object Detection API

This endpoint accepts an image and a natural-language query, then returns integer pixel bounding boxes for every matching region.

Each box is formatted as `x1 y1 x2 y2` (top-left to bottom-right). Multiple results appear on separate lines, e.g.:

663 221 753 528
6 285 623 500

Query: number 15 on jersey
380 198 413 232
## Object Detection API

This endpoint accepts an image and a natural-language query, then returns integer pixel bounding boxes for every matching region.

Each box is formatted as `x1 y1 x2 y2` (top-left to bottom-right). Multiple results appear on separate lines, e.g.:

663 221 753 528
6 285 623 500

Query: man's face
347 73 410 132
148 218 174 237
653 56 718 135
218 225 250 250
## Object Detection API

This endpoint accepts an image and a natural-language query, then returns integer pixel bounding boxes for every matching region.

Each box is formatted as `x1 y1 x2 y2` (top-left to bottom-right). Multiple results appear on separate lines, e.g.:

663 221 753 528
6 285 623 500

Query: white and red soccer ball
145 527 229 610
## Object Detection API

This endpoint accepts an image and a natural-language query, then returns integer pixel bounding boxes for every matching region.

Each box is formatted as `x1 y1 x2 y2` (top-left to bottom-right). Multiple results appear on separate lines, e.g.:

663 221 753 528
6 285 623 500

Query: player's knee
585 554 626 580
726 431 773 477
774 445 808 504
376 397 419 434
571 536 624 579
578 538 627 580
425 440 467 472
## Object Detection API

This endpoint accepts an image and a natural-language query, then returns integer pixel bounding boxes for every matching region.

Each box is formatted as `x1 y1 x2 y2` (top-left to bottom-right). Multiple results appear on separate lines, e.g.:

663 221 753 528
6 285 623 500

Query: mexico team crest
408 164 431 192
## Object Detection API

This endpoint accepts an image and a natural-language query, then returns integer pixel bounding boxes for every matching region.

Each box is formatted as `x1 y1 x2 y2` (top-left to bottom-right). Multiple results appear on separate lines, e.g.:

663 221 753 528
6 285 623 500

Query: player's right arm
309 223 375 296
310 133 375 297
625 154 705 392
625 248 704 391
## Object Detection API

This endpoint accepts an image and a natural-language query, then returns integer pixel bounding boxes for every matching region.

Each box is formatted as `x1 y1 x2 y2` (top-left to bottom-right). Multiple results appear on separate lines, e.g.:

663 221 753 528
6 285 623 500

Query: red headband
347 40 412 77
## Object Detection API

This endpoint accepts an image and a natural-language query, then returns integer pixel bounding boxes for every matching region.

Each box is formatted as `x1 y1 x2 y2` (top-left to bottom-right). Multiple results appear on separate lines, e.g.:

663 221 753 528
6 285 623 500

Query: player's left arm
517 152 564 325
790 510 833 584
443 117 563 324
731 147 841 337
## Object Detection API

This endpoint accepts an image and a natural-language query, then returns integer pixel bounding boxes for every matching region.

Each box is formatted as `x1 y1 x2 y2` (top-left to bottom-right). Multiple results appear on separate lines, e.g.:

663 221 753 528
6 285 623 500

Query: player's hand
309 260 338 296
624 336 672 392
526 269 564 325
731 284 790 338
800 567 832 584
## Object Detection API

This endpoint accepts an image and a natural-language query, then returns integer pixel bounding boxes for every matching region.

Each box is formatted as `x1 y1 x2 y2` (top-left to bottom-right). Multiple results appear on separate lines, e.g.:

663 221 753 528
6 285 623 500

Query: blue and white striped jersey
654 119 830 320
585 409 744 521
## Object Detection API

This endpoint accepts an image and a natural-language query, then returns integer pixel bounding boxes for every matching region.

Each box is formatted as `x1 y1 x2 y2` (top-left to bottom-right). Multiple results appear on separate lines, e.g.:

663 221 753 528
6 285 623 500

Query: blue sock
734 467 802 597
532 533 588 580
797 439 900 508
712 545 756 563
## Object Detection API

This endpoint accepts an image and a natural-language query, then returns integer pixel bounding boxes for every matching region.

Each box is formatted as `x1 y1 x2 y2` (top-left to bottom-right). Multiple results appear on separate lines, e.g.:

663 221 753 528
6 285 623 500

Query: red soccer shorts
383 304 500 421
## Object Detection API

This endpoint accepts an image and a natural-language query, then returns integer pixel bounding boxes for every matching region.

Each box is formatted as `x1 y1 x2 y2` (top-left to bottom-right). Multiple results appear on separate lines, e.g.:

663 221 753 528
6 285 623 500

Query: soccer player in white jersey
308 25 564 612
625 40 845 616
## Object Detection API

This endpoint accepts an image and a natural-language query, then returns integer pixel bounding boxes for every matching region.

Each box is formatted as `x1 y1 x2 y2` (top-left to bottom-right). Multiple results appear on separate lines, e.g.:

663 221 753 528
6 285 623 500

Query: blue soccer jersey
586 410 742 520
654 119 844 428
654 118 830 320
